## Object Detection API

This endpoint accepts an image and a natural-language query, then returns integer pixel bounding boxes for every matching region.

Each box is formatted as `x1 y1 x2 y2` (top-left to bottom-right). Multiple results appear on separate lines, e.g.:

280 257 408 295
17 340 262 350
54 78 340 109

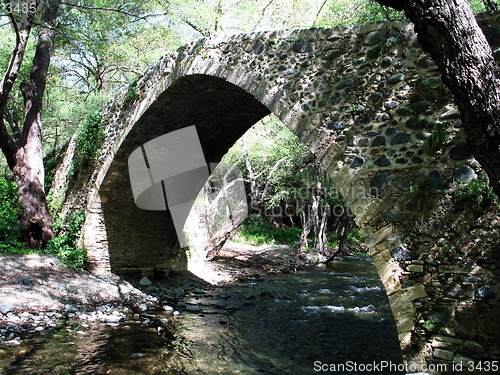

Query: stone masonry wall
52 12 500 373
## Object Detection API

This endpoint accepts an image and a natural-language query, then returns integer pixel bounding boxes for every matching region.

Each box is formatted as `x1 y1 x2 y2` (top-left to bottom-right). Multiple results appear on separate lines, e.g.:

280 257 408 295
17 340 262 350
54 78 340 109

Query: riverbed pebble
4 339 21 347
162 305 175 314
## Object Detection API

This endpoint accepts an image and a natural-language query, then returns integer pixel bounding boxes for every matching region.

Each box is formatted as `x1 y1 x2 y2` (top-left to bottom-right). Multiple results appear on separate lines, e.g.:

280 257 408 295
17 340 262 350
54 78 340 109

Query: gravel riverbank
0 245 308 347
0 254 158 346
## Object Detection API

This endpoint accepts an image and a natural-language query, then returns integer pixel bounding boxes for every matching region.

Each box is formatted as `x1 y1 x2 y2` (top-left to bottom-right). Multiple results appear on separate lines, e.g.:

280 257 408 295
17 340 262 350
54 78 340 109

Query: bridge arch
62 14 500 370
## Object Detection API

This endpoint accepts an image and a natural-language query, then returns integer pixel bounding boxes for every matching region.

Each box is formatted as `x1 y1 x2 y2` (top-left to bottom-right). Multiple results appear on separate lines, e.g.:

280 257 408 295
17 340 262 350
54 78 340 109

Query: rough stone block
431 335 463 345
390 297 416 321
397 317 415 334
383 274 401 296
380 265 402 295
389 284 427 318
439 265 468 274
398 331 412 349
373 248 393 270
463 340 484 353
402 284 428 301
431 340 454 349
407 264 424 273
433 348 454 361
364 225 394 248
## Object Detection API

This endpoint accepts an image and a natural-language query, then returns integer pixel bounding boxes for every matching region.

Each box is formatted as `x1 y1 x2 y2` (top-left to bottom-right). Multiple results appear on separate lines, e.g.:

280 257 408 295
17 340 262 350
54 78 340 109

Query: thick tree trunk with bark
0 0 60 248
12 138 52 248
375 0 500 196
205 220 239 260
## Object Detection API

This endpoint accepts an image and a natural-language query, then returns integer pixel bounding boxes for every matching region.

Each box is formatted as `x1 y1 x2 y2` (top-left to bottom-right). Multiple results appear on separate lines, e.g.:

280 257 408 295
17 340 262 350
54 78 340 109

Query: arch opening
100 75 270 275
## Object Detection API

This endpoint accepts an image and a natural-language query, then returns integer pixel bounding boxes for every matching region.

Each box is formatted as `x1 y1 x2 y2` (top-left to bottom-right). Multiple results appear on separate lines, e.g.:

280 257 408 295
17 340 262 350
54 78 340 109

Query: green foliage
46 210 88 270
327 227 366 254
44 153 58 192
423 320 443 334
468 0 488 12
122 76 140 109
317 0 404 28
0 175 27 254
231 214 302 246
456 178 499 208
438 244 454 257
233 213 364 253
222 117 311 207
70 109 104 176
56 0 183 94
424 123 447 153
0 174 86 264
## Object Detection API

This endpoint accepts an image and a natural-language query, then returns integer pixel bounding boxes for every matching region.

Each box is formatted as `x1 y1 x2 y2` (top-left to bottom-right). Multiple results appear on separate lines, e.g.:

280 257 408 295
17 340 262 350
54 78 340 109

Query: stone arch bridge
54 13 500 370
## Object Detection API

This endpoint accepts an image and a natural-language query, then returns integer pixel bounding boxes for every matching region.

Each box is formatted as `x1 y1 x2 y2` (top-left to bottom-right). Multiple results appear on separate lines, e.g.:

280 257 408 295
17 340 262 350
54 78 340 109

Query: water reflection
0 257 404 375
168 257 404 374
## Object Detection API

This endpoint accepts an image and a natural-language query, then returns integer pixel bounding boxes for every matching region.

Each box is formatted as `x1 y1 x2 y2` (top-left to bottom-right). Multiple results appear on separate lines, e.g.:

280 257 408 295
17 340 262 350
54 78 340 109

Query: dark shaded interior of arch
101 75 271 273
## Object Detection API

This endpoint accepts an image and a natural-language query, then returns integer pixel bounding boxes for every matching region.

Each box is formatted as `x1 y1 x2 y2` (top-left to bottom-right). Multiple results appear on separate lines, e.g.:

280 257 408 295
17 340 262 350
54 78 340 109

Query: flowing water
0 257 404 375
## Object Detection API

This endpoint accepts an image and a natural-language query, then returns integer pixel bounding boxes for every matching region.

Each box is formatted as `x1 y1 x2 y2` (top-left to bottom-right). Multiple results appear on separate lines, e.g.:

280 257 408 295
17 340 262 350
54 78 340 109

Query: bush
0 174 27 254
122 76 140 109
424 123 447 153
327 226 366 255
46 210 89 270
232 214 302 246
70 108 104 176
423 320 443 334
43 149 60 193
456 178 499 208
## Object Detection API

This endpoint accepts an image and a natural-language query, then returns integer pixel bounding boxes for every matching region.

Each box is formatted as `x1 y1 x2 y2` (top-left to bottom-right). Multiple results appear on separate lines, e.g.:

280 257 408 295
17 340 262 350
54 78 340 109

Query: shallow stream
0 257 404 374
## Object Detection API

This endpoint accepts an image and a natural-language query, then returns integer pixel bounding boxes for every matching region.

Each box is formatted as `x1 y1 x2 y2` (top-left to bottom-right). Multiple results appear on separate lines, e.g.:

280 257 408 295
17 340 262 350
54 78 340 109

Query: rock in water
139 277 152 286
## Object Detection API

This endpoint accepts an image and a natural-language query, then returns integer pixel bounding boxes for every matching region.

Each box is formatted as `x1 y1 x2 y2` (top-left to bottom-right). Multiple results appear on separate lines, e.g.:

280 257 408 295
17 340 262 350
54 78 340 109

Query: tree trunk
315 204 329 257
12 134 52 248
374 0 500 196
0 0 60 248
295 205 313 253
205 220 239 260
241 137 259 211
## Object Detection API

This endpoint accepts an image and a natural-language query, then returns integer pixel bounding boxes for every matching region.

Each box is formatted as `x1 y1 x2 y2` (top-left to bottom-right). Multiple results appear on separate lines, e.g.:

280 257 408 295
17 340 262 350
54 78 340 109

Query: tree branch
374 0 404 11
262 0 275 16
21 0 60 141
0 0 39 158
260 156 289 205
4 108 21 140
180 16 210 36
313 0 329 26
60 2 145 20
0 0 37 110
